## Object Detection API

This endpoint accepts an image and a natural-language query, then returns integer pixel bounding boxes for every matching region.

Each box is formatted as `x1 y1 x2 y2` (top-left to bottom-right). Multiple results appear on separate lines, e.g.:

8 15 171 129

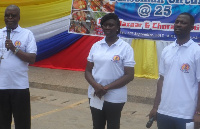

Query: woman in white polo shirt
85 13 136 129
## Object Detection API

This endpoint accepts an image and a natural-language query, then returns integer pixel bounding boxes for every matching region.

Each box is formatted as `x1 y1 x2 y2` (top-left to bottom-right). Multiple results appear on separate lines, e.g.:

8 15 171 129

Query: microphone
146 116 155 128
6 28 11 51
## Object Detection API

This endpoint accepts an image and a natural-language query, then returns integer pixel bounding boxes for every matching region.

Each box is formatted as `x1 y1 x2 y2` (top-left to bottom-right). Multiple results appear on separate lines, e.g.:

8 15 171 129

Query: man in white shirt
0 5 37 129
148 12 200 129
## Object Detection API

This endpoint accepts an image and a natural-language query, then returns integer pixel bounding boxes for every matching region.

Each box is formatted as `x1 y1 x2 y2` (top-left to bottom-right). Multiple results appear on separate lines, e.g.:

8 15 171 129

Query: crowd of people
0 4 200 129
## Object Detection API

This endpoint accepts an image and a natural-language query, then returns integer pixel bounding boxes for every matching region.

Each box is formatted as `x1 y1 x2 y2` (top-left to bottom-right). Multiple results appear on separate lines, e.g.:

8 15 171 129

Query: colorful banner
69 0 200 42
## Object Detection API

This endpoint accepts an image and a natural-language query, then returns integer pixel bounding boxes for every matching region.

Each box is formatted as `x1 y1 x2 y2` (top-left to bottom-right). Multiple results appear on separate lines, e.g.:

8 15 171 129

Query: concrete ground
11 66 158 129
27 88 157 129
28 66 158 105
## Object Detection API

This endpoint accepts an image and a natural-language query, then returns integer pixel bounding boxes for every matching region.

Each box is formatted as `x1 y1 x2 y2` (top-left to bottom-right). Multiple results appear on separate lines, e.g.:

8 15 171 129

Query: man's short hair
6 5 20 14
179 12 195 25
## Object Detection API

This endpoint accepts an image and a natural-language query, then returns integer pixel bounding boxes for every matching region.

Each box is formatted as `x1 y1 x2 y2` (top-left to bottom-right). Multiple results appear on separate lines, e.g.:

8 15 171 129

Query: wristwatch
14 47 19 55
196 111 200 115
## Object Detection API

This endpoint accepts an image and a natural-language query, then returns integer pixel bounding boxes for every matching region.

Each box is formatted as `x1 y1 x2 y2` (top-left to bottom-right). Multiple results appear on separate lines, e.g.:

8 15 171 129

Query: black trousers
157 113 193 129
0 89 31 129
90 100 125 129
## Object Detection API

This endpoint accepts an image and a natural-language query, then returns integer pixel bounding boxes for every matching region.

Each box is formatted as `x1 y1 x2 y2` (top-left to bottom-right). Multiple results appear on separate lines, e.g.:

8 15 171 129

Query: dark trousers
0 89 31 129
157 113 193 129
90 101 125 129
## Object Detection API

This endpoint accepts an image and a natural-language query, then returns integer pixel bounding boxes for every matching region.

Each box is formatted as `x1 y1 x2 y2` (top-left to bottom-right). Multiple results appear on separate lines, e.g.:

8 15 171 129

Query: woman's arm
85 61 106 98
103 66 134 90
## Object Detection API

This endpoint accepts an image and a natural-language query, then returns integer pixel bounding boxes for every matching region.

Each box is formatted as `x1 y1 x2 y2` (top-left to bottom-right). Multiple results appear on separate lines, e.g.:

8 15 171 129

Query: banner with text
69 0 200 42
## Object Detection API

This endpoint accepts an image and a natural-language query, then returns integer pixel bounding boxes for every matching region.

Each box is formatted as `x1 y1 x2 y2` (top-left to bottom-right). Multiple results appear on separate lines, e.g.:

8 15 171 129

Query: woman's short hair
100 13 120 34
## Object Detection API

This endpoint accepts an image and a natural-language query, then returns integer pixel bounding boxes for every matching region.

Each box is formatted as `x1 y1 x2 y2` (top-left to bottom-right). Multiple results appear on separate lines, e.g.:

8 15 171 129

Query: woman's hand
94 84 107 99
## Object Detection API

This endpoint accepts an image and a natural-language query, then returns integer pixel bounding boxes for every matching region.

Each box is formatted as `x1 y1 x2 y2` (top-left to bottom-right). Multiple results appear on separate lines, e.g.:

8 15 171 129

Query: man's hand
148 108 158 120
194 114 200 129
5 39 15 51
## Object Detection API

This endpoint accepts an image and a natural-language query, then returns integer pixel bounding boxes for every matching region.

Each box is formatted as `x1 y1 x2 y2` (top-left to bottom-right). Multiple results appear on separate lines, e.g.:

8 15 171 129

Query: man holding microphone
0 5 37 129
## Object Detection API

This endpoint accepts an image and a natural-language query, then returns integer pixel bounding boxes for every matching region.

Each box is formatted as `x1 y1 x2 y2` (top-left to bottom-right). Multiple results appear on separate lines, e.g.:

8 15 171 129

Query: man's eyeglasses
4 14 18 18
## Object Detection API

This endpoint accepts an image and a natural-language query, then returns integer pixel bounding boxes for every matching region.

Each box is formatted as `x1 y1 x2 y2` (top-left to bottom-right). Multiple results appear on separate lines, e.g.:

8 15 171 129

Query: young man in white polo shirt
148 12 200 129
0 5 37 129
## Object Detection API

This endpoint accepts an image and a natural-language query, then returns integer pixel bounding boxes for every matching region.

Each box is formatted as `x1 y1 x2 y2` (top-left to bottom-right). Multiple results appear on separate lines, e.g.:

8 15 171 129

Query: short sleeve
195 49 200 82
26 30 37 54
123 45 136 67
159 48 165 76
87 44 95 62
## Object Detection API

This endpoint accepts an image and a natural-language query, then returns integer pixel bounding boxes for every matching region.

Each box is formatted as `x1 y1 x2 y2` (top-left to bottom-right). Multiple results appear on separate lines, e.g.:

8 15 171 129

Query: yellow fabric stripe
0 0 65 6
131 39 159 79
0 0 72 28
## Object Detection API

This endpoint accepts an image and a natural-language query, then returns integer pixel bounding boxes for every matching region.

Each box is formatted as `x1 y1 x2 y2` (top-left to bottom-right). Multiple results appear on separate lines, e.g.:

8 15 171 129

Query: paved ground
17 88 157 129
11 66 159 129
28 66 158 105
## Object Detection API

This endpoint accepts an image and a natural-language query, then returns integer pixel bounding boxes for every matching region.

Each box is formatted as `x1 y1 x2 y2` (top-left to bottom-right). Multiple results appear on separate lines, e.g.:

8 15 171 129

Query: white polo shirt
158 39 200 119
0 26 37 89
87 37 136 103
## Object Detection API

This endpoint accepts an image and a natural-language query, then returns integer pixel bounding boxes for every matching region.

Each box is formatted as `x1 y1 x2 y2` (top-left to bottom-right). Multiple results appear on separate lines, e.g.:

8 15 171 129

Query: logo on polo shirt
113 55 120 62
14 41 21 47
180 63 190 73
